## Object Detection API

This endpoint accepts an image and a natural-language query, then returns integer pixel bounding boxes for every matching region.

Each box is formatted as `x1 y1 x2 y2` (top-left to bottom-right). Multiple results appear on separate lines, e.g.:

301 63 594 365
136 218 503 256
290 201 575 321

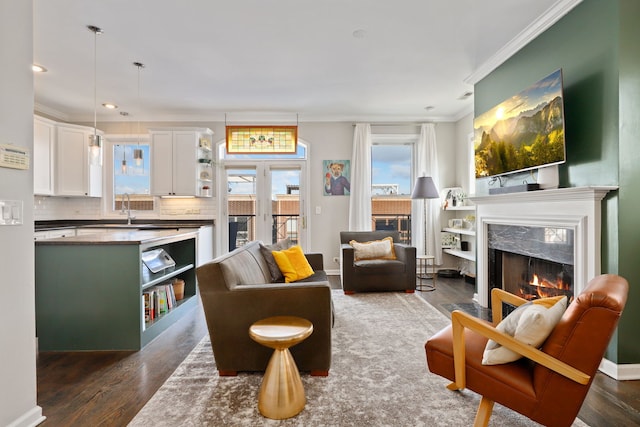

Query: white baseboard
599 358 640 380
6 406 45 427
326 269 340 276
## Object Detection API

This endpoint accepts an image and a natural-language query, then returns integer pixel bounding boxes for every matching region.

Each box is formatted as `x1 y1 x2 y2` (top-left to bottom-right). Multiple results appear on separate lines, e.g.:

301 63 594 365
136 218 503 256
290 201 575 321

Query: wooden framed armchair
425 274 628 427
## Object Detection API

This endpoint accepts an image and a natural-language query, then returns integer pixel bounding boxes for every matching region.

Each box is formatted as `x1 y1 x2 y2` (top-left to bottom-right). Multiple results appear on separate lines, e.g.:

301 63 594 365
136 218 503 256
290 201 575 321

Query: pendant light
87 25 103 166
133 62 145 167
121 146 128 175
119 112 130 175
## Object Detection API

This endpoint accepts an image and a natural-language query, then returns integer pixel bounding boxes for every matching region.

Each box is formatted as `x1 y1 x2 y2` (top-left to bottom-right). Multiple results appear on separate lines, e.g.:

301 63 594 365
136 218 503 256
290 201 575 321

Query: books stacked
142 282 179 327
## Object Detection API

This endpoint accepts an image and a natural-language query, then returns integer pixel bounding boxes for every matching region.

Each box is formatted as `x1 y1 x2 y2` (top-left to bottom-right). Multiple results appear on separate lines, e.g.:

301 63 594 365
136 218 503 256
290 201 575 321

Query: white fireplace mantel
469 186 617 307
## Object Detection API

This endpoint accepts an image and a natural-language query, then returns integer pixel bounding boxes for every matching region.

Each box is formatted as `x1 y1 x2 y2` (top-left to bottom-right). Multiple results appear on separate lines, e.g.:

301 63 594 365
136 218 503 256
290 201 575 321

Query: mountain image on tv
474 69 566 178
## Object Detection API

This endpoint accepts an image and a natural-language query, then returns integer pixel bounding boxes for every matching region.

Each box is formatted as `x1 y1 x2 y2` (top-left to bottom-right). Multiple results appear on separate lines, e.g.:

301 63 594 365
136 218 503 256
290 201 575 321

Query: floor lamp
411 176 440 290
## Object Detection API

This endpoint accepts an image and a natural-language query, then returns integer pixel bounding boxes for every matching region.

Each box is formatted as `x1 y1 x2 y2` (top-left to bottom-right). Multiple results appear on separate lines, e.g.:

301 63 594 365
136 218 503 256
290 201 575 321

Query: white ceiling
33 0 581 123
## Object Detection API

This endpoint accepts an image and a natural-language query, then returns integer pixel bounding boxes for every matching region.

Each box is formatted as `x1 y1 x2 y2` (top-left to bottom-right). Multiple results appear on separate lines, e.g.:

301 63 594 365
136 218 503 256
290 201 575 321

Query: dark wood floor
36 276 640 426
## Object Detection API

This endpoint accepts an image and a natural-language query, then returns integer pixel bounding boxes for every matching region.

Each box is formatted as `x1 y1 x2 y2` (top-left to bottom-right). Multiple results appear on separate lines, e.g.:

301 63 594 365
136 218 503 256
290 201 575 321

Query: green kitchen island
35 229 199 351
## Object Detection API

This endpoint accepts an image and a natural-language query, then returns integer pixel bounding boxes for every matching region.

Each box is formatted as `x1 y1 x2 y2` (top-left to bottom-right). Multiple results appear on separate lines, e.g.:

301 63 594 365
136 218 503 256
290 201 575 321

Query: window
370 136 416 243
113 143 154 211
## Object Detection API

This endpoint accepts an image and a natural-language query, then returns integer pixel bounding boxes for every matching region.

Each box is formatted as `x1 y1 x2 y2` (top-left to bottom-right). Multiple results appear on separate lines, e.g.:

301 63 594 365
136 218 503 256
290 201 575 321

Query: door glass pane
271 169 300 245
227 168 256 250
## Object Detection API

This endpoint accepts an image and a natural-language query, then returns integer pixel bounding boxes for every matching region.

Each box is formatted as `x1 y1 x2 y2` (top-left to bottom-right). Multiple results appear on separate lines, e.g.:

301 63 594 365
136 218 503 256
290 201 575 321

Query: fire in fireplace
501 251 573 301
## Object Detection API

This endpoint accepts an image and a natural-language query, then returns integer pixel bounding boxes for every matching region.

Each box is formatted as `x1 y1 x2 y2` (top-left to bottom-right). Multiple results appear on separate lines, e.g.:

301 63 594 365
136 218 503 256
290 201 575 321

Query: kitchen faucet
121 193 135 225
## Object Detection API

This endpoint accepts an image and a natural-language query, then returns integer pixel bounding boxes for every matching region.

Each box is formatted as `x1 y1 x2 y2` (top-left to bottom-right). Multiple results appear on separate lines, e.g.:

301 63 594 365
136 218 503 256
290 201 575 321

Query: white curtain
413 123 442 264
348 123 372 231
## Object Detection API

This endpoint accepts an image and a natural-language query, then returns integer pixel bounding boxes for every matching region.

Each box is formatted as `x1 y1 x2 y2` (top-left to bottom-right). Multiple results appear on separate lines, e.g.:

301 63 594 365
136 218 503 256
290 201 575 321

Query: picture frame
451 219 463 228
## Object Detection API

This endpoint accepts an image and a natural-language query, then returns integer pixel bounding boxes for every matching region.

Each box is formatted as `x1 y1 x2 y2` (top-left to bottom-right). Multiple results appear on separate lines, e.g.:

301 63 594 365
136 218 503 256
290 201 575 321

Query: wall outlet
332 256 339 263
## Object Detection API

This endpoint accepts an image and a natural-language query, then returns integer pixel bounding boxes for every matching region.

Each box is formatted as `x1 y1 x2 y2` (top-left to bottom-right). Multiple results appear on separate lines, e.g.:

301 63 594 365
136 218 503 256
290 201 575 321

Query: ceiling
33 0 580 124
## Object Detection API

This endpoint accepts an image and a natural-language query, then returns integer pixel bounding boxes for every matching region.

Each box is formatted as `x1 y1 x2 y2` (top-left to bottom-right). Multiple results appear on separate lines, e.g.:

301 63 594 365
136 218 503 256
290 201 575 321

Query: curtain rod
352 122 434 126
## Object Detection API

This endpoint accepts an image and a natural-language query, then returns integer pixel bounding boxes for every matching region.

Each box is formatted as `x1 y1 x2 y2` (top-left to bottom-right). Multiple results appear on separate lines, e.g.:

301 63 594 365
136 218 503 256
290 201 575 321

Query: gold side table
417 255 437 291
249 316 314 419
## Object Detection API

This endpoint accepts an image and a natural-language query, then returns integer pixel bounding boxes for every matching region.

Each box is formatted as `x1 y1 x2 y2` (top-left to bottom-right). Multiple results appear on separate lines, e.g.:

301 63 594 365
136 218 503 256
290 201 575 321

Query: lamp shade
411 176 439 199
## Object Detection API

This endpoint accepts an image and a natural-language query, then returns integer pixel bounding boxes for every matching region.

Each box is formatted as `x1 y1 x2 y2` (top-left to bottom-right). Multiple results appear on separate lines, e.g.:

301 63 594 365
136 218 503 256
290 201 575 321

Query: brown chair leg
218 370 238 376
473 396 494 427
310 370 329 377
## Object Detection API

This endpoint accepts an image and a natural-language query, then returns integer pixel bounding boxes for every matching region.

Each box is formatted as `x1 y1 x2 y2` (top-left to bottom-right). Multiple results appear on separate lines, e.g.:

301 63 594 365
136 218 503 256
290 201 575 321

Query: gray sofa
195 240 333 376
340 230 416 293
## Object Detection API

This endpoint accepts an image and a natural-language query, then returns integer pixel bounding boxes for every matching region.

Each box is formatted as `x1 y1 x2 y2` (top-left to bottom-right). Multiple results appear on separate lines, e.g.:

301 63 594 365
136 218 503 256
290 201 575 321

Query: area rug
129 291 588 426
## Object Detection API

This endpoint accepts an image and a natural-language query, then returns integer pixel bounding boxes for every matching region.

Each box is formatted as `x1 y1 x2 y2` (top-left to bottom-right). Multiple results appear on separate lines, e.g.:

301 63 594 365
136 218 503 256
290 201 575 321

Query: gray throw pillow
259 238 293 282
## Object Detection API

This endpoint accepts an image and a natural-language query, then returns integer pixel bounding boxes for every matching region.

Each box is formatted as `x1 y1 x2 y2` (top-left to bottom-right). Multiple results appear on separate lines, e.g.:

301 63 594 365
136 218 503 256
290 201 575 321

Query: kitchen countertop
35 219 214 231
34 228 199 245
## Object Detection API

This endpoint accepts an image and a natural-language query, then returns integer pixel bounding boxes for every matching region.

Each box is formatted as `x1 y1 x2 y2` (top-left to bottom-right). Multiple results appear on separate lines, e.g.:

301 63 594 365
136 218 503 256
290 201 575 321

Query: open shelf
141 263 194 290
444 248 476 261
443 205 475 211
443 227 475 236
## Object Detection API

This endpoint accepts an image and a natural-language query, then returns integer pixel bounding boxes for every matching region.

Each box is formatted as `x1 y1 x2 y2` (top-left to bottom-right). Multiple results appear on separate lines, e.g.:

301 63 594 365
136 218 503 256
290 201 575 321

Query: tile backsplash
34 196 217 221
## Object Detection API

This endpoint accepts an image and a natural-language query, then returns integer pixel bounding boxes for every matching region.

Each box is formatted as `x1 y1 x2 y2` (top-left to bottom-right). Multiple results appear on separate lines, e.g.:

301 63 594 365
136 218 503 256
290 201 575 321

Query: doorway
221 161 307 253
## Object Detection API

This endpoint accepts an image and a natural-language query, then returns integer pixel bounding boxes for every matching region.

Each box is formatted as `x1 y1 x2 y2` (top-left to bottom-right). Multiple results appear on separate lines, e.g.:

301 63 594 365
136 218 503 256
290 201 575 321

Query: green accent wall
474 0 640 364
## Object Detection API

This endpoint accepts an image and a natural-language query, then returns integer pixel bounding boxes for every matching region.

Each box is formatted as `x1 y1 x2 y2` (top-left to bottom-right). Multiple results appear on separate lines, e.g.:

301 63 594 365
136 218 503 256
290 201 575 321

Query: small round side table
249 316 314 419
417 255 437 291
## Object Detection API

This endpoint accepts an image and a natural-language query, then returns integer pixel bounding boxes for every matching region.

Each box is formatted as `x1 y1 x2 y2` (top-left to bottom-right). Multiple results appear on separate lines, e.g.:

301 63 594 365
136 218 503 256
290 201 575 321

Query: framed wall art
323 160 351 196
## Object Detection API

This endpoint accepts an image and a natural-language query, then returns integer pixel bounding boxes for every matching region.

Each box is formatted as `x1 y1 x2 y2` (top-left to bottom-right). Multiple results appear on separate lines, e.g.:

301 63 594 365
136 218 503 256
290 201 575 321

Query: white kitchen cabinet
33 116 56 195
149 128 213 197
55 123 103 197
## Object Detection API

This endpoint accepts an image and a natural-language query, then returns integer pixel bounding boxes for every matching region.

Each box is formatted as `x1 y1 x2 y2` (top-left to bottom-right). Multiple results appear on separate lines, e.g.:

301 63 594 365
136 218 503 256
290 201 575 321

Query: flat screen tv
474 69 566 179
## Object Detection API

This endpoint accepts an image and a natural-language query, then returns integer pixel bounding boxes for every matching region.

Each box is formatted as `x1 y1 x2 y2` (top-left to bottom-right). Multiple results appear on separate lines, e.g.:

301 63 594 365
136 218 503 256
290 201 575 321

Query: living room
3 0 640 426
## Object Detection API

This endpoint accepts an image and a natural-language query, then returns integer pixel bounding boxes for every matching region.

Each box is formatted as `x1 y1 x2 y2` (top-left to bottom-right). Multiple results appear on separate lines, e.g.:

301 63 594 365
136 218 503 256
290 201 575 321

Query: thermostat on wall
0 143 30 170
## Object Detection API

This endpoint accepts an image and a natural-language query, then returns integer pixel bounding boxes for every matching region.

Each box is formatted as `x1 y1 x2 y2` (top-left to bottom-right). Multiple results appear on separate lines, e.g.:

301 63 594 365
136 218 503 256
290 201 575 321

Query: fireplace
470 186 616 308
488 223 574 306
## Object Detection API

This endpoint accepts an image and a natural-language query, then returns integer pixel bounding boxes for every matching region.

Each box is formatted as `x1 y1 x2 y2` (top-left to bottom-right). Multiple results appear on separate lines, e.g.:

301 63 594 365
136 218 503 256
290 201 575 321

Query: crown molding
465 0 583 85
34 102 70 122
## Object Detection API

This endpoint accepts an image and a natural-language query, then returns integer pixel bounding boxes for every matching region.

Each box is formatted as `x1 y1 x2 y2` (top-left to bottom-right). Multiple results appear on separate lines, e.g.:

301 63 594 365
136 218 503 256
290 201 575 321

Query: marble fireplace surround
470 186 617 308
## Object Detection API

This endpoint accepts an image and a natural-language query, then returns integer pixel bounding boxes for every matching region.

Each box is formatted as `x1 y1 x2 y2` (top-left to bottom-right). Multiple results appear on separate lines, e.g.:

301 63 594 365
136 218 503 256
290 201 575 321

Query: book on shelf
143 290 156 322
156 287 168 315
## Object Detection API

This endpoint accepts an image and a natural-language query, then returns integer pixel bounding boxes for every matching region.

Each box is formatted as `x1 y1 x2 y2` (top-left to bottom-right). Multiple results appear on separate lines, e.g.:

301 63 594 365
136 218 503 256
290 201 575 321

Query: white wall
38 119 460 272
454 112 474 194
0 1 44 426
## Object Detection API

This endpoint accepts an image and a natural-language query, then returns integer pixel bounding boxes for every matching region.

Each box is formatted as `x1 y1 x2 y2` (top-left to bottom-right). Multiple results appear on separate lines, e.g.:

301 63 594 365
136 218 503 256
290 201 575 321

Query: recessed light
458 91 473 100
102 103 118 109
32 64 47 73
352 29 366 39
424 106 435 111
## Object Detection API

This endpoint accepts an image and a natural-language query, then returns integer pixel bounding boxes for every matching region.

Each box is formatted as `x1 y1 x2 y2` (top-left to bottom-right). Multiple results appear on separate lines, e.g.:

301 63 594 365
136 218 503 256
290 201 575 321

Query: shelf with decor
440 187 476 278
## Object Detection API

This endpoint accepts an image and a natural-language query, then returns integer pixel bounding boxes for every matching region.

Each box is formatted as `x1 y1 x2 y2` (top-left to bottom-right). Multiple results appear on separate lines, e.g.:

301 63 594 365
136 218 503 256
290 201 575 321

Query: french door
221 161 307 253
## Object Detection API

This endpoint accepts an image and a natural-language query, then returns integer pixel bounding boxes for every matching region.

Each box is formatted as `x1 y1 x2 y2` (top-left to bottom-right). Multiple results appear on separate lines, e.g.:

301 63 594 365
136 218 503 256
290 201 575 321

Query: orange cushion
272 245 315 283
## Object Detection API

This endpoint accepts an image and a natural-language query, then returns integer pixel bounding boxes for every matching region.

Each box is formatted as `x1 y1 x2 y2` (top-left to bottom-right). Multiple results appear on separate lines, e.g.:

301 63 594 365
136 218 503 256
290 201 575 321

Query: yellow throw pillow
349 236 397 261
271 245 315 283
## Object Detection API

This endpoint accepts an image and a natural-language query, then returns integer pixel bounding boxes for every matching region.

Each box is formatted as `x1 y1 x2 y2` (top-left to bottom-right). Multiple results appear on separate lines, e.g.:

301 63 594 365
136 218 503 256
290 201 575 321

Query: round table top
249 316 313 347
417 254 435 260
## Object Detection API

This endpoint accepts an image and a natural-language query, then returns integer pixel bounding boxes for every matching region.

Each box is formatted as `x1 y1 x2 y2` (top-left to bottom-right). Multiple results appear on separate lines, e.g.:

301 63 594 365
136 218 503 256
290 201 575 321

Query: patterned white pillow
482 296 567 365
349 237 397 261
